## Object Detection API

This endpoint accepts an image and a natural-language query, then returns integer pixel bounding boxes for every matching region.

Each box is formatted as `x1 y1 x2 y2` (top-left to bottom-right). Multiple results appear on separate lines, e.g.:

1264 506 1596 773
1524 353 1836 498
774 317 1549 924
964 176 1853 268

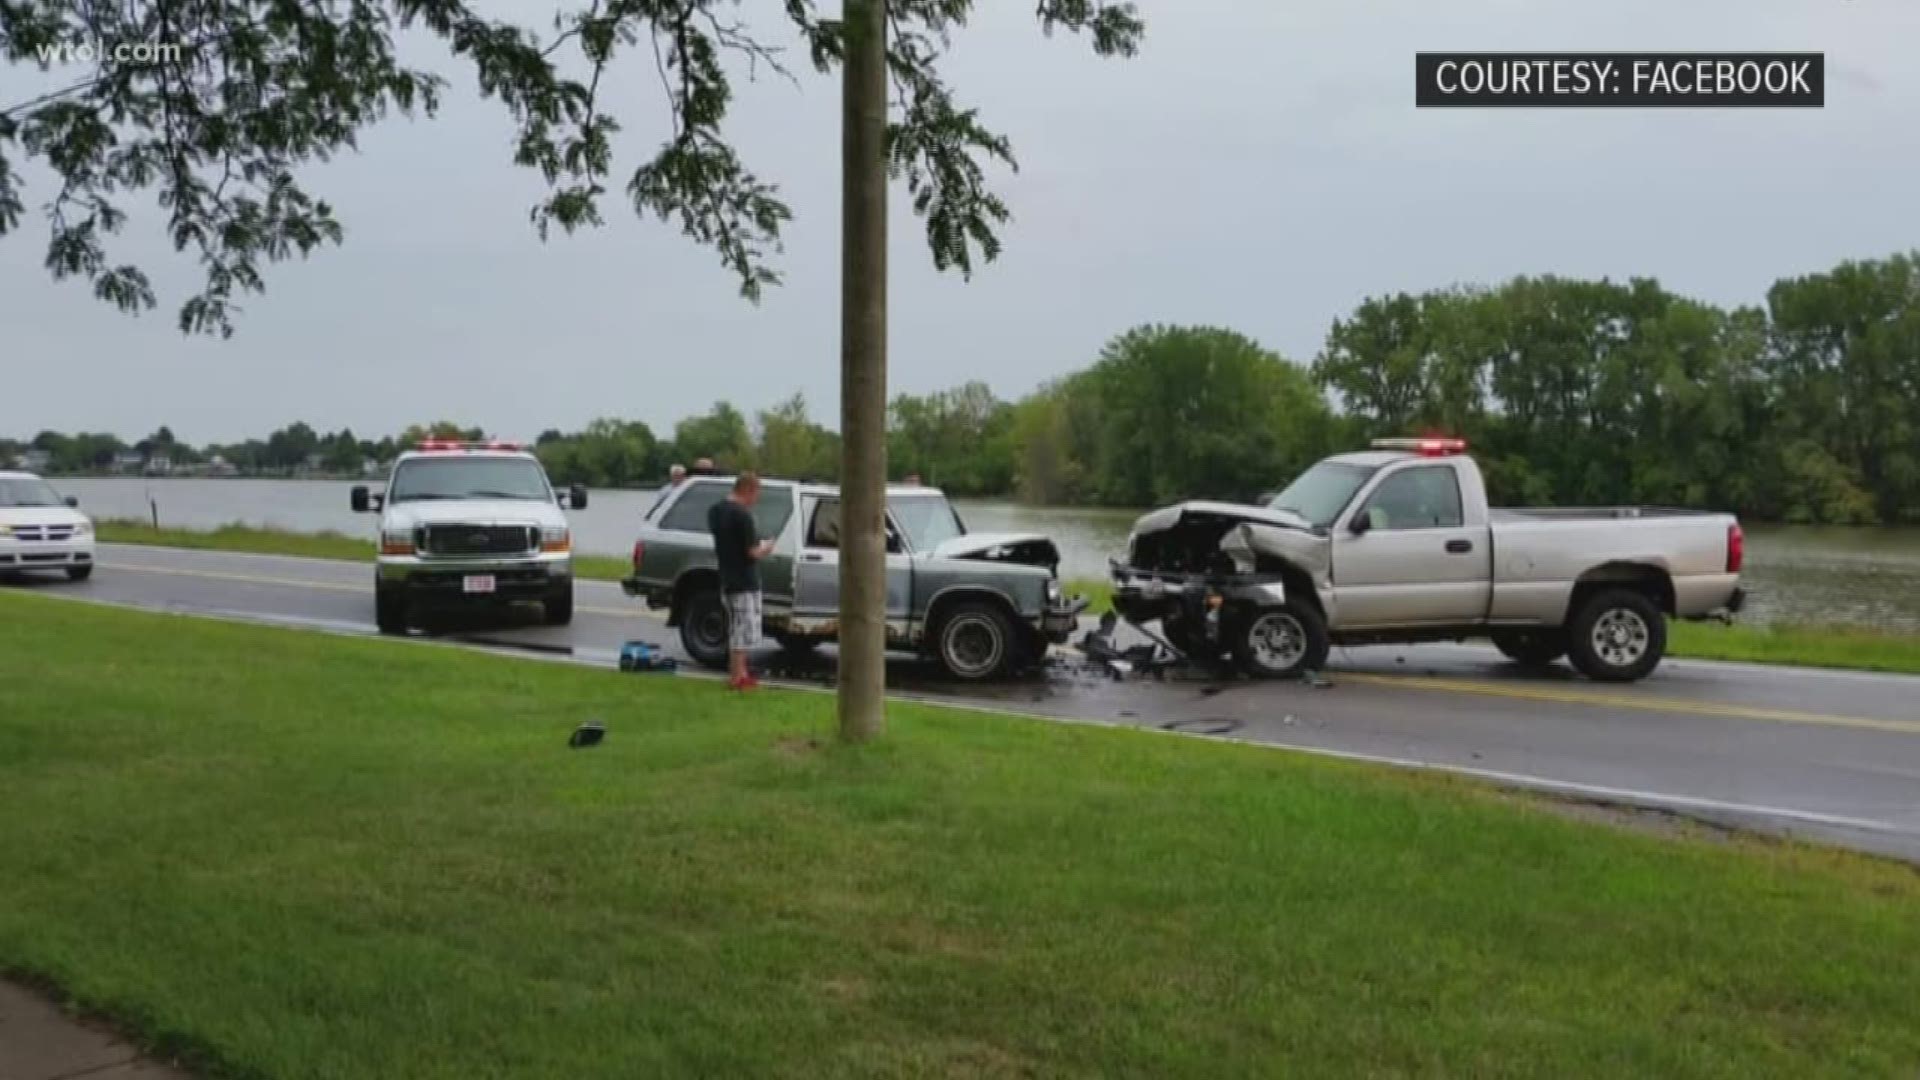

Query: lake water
54 477 1920 632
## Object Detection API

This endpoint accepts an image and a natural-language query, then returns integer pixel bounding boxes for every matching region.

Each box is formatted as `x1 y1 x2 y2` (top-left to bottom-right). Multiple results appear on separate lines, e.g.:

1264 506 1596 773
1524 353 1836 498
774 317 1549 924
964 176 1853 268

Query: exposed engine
1124 511 1252 575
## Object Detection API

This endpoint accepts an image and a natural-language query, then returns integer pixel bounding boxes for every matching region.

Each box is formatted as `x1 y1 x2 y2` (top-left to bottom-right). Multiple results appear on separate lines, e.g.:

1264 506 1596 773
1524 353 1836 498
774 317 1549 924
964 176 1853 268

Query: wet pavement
8 543 1920 864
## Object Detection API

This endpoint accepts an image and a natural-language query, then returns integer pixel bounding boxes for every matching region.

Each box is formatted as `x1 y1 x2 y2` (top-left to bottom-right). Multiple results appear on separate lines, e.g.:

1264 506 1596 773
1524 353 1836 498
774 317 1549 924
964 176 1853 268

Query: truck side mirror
568 483 589 510
350 485 371 513
1348 511 1371 536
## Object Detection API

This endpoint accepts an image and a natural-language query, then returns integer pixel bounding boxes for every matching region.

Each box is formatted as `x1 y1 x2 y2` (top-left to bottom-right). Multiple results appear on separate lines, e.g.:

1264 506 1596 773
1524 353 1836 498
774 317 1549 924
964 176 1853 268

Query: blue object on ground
619 640 678 673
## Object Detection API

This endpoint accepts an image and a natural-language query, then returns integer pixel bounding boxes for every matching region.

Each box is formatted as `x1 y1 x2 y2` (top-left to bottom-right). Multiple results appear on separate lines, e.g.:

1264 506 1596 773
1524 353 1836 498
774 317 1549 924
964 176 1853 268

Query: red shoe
729 674 759 691
741 673 762 689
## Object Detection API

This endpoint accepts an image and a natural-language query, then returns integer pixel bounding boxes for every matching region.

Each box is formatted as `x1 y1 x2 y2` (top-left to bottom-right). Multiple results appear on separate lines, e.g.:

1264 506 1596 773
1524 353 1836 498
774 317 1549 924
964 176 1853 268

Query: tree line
10 250 1915 523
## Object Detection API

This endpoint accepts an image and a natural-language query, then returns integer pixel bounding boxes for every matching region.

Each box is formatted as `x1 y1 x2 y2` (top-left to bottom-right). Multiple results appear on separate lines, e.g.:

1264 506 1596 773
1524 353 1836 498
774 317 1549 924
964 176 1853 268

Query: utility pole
837 0 888 742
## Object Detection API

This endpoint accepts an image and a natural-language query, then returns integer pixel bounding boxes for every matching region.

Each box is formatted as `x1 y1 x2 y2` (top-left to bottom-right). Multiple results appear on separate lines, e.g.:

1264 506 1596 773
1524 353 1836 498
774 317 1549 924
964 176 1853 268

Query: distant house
206 455 238 478
143 454 174 476
14 449 51 472
112 450 145 474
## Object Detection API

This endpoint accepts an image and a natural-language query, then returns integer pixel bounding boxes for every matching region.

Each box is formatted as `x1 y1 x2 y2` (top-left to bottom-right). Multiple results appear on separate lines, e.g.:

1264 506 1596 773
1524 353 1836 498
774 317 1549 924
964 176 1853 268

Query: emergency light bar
415 439 526 452
1370 437 1467 456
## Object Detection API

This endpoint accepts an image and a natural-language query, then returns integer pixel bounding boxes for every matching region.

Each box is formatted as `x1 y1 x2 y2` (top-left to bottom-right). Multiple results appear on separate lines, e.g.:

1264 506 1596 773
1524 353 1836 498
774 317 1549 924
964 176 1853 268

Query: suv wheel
374 583 408 635
1567 588 1665 682
678 585 731 669
1231 601 1329 679
543 585 574 627
933 601 1015 682
64 563 94 582
1491 630 1567 667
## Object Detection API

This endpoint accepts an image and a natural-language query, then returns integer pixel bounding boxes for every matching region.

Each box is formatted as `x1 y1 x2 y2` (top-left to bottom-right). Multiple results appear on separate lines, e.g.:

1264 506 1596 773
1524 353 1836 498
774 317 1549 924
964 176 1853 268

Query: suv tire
678 585 731 669
1231 601 1330 680
374 583 408 635
65 563 94 582
1567 588 1665 683
932 600 1016 682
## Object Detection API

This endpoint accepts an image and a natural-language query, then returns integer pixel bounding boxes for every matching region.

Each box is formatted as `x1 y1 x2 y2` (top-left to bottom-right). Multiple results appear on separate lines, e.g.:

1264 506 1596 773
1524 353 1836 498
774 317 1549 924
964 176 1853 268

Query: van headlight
72 521 92 536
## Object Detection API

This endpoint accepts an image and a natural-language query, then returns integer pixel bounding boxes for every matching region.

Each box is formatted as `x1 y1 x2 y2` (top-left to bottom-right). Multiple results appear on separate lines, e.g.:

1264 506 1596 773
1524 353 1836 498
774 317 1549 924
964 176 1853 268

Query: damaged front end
1109 502 1328 659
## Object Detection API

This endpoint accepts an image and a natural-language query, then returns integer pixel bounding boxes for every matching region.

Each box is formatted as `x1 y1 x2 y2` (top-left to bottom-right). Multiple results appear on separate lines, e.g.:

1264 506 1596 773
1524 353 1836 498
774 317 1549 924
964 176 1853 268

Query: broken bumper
1041 594 1091 641
1110 558 1289 625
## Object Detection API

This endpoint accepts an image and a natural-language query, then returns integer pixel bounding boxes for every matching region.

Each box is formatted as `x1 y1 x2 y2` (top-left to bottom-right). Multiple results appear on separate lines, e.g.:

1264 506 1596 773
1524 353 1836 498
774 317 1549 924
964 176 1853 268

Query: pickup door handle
801 552 824 563
1445 539 1473 554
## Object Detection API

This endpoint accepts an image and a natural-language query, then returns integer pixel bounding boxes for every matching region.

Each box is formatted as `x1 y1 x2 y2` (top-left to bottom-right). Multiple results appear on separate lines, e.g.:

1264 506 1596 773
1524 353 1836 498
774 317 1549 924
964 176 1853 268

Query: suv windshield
388 456 552 503
1265 461 1377 528
0 477 66 508
890 494 965 552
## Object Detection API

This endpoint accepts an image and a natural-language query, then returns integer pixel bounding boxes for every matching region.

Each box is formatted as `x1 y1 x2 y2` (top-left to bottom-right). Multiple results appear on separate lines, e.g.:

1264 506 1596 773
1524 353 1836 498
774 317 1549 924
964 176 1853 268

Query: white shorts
726 590 762 651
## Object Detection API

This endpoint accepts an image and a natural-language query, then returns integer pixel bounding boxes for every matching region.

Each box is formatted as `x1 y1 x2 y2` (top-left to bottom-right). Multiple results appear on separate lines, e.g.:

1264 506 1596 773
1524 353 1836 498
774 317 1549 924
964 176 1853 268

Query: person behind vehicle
648 463 687 515
692 457 716 476
708 471 774 690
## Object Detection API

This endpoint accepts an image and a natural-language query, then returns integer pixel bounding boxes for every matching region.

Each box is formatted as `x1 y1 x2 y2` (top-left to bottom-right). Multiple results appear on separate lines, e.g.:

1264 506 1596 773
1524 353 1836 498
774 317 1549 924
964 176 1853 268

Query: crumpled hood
385 498 567 530
929 532 1060 569
1130 500 1311 537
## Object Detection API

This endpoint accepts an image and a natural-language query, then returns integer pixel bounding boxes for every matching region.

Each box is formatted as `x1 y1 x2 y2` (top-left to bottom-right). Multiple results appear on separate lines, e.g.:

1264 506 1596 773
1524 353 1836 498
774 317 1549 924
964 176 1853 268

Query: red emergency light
1370 436 1468 456
415 439 525 452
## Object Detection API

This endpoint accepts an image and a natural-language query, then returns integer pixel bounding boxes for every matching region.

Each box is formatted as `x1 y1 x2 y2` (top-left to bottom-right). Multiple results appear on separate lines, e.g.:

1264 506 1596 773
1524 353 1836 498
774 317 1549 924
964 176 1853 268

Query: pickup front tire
1567 589 1666 682
1232 601 1330 680
374 583 408 635
543 585 574 627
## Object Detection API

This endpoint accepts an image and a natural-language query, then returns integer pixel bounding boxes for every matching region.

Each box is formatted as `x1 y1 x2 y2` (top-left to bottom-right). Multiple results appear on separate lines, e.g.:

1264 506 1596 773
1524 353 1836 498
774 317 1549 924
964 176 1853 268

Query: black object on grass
569 720 606 748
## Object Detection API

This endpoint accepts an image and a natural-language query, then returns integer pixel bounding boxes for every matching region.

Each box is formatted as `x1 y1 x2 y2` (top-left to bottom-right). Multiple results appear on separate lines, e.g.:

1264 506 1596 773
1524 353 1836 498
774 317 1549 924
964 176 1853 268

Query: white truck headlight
379 527 415 555
541 526 570 553
1046 578 1061 604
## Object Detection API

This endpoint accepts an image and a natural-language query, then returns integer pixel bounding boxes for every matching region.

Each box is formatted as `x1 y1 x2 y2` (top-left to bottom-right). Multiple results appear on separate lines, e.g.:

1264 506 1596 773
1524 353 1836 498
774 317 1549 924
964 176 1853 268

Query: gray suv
621 476 1086 680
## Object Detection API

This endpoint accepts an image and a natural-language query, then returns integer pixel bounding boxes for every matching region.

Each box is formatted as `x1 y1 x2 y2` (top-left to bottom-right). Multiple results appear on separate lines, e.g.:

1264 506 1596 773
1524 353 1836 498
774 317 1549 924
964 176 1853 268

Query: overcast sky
3 0 1913 445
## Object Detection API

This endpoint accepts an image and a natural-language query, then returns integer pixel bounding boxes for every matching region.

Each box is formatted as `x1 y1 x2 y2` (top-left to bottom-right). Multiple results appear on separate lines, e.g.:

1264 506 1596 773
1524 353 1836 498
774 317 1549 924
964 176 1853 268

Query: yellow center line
1335 671 1920 736
96 561 659 620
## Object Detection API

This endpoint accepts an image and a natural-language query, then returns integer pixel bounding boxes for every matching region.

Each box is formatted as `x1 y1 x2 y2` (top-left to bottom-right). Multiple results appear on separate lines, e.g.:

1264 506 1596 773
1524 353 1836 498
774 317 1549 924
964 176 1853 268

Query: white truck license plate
463 574 497 594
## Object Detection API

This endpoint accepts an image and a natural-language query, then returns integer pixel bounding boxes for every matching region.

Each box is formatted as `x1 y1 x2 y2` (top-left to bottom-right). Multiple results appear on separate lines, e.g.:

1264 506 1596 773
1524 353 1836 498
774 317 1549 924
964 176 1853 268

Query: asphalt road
12 542 1920 863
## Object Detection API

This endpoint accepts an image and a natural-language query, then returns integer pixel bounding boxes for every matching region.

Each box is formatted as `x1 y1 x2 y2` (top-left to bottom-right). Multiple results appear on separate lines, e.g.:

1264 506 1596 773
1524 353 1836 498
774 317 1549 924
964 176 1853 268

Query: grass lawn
1668 619 1920 675
3 591 1918 1078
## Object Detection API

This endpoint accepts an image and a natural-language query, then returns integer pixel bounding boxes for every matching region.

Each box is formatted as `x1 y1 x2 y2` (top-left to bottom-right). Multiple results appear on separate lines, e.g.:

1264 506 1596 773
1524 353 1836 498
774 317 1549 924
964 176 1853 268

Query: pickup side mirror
64 496 79 508
568 483 589 510
350 485 371 513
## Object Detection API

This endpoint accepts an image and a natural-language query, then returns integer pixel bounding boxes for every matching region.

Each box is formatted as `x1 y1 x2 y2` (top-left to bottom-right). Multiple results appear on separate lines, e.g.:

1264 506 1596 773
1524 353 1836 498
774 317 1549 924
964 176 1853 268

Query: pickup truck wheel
1568 589 1666 682
374 584 408 635
934 601 1015 682
1232 602 1329 679
678 586 732 669
1492 630 1567 667
542 586 574 627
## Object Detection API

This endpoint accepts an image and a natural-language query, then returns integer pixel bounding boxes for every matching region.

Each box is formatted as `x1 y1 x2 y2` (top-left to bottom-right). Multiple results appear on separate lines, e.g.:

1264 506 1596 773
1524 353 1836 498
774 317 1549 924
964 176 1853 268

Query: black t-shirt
708 498 760 594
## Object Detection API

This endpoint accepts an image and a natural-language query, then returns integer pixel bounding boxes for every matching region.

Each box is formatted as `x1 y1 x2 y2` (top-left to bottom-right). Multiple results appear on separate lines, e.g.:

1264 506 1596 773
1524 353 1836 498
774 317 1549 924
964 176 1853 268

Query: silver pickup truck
1109 438 1747 682
621 475 1087 680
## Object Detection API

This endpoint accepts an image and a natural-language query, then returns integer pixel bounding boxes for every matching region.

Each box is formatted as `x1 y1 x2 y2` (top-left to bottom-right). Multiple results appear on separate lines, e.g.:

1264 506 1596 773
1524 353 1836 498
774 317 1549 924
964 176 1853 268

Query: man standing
708 471 774 690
